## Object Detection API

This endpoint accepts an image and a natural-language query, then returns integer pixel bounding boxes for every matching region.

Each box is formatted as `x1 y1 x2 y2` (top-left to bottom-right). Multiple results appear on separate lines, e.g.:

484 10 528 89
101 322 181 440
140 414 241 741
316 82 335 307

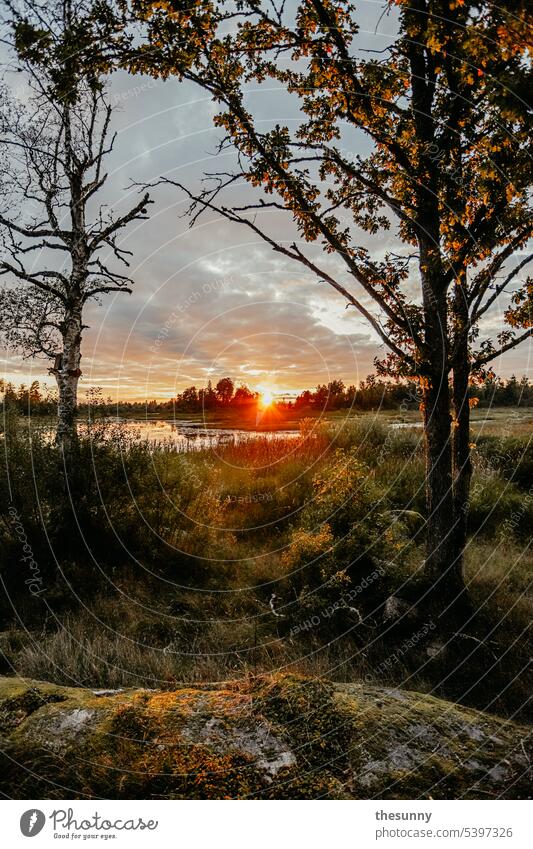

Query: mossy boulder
0 674 530 799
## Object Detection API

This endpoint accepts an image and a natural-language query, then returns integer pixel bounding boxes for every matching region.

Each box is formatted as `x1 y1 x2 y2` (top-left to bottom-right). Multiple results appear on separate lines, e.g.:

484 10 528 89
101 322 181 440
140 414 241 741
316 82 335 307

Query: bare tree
0 1 151 447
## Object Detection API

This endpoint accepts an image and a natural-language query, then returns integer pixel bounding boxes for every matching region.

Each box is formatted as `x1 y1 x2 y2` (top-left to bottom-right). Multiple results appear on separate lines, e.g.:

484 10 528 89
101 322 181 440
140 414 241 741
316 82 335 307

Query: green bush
280 449 392 621
468 472 533 539
0 416 232 622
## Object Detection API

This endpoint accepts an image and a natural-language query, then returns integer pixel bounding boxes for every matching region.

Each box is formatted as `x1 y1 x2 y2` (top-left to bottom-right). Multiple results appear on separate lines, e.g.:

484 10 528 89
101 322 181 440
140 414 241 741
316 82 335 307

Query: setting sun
258 388 274 409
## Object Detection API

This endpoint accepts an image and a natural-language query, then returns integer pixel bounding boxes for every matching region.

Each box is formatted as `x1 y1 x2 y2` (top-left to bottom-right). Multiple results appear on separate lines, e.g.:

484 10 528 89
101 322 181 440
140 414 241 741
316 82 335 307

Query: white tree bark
54 303 83 447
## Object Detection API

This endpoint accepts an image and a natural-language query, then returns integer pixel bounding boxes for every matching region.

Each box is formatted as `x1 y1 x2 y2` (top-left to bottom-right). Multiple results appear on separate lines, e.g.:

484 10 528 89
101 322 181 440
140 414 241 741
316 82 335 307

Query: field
0 407 531 722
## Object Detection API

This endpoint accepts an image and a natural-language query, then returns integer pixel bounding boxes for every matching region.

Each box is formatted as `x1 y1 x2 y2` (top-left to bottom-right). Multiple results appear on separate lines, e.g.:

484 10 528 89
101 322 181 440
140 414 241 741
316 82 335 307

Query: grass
7 533 530 713
465 541 532 638
0 409 531 719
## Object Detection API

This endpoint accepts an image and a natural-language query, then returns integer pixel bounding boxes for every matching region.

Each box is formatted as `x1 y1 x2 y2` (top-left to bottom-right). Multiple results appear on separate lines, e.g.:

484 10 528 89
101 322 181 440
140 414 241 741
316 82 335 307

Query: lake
25 414 425 452
80 418 302 452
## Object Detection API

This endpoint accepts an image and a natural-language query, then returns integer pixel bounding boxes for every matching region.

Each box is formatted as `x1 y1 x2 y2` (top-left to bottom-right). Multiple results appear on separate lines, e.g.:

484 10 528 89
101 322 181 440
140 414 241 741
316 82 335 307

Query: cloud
2 45 530 400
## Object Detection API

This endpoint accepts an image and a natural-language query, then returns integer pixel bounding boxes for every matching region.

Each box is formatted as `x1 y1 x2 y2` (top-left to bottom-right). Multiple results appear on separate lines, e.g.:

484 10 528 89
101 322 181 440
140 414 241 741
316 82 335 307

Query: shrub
279 449 392 621
0 416 232 622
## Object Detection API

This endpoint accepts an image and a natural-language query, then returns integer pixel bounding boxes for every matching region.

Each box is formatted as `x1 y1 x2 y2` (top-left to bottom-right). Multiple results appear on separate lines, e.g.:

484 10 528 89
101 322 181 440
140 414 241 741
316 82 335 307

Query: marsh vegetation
1 405 530 721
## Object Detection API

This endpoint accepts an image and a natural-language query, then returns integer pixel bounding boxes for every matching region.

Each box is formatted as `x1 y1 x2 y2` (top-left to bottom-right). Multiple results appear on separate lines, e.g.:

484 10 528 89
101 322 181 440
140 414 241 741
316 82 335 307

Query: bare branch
0 261 68 303
161 177 415 366
472 253 533 323
474 328 533 368
89 193 152 251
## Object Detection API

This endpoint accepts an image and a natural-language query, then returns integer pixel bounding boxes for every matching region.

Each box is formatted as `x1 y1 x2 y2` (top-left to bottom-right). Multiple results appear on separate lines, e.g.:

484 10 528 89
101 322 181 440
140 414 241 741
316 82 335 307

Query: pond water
25 416 425 452
390 422 424 429
82 419 302 452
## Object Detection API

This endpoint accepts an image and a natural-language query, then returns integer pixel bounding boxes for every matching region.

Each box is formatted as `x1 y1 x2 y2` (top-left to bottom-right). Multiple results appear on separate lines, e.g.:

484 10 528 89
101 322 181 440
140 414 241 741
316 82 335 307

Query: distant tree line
294 375 533 411
0 380 57 416
171 378 258 411
2 374 532 417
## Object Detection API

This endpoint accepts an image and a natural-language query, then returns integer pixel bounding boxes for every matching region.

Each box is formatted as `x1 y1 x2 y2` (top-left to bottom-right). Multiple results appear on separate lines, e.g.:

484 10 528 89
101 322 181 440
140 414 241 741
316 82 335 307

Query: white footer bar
3 799 531 848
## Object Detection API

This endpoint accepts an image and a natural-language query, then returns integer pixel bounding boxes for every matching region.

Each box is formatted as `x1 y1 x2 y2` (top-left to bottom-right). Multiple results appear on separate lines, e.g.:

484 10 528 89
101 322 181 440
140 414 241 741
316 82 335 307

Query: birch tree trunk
55 303 82 449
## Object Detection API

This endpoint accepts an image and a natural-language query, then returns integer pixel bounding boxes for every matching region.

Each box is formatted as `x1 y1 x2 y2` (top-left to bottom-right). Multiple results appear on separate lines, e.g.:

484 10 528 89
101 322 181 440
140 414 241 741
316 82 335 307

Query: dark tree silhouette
215 377 235 405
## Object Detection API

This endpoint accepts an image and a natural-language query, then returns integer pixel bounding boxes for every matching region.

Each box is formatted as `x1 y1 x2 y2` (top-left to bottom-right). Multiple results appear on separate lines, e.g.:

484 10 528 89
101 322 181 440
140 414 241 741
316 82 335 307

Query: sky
1 1 531 401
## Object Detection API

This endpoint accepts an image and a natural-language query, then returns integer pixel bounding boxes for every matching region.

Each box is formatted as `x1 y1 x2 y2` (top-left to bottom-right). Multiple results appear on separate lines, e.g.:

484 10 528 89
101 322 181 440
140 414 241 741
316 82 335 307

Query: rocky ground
0 673 530 799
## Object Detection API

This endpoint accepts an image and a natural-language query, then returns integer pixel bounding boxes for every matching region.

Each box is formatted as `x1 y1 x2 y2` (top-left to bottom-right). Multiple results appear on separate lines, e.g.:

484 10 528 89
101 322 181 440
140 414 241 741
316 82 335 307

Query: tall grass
1 409 531 716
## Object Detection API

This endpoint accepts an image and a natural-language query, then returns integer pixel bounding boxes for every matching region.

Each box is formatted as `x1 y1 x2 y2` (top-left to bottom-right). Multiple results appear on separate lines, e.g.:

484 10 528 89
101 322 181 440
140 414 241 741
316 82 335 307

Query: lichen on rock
0 674 530 799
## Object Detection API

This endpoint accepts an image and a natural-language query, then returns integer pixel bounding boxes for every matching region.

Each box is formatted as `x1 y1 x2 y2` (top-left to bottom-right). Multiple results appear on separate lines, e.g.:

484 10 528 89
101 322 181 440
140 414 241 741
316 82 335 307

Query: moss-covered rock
0 674 530 799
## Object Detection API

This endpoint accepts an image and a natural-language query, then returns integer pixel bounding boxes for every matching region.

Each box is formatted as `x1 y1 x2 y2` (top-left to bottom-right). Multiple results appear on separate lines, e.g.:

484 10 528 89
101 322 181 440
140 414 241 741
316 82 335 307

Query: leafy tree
204 379 217 409
233 384 256 405
518 374 531 405
0 0 151 447
9 0 532 611
294 389 313 409
126 0 532 610
313 384 330 410
215 376 235 405
181 386 199 408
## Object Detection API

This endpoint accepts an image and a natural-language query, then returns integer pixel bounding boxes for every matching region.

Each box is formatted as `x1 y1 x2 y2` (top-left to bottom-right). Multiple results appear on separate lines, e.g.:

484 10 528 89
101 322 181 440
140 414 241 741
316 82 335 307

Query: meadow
0 406 531 722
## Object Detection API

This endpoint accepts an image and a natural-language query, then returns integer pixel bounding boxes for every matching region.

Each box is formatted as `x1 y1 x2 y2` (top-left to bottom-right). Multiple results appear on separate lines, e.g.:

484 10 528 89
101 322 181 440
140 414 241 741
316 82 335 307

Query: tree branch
474 328 533 368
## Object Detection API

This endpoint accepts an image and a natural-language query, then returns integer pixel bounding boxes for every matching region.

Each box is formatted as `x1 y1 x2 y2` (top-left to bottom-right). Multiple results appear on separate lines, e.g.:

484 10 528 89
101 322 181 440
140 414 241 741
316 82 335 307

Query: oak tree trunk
452 341 472 573
422 375 464 600
418 242 466 609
